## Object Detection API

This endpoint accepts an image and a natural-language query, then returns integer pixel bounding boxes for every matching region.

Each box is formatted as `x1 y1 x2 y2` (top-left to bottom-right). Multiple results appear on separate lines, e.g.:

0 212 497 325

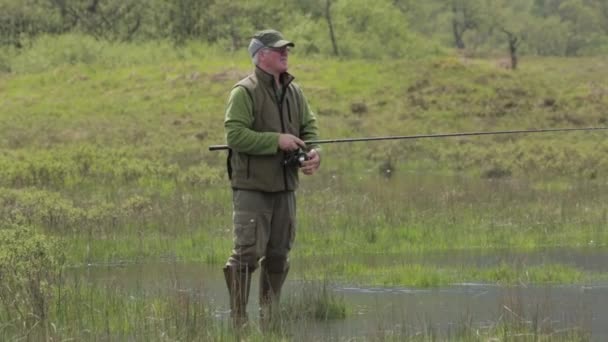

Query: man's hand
278 134 305 151
300 149 320 175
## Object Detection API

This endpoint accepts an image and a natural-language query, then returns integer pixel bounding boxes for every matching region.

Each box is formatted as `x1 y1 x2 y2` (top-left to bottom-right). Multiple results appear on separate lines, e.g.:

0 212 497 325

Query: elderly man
222 29 321 327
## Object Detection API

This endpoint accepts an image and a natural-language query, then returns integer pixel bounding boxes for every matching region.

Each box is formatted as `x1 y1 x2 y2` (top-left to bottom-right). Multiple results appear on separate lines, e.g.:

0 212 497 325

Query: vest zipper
286 98 292 123
276 83 289 191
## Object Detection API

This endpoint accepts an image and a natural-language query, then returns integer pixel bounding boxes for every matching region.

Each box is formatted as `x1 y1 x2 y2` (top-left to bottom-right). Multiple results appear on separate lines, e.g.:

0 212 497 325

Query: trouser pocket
233 211 257 247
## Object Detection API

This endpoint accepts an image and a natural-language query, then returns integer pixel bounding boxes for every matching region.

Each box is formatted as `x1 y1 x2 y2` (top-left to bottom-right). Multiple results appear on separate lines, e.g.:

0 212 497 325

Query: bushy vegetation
0 225 64 330
1 0 608 59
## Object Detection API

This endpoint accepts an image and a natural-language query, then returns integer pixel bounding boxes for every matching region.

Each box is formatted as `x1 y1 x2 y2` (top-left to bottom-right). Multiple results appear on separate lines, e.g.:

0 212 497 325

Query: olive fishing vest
229 68 303 192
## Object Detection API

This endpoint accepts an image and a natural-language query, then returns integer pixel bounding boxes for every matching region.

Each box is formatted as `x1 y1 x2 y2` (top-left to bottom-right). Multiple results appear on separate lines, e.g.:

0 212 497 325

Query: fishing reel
283 149 309 167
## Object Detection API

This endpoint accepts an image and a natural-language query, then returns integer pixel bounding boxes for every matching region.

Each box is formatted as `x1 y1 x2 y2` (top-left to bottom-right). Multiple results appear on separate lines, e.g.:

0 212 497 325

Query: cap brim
269 40 295 48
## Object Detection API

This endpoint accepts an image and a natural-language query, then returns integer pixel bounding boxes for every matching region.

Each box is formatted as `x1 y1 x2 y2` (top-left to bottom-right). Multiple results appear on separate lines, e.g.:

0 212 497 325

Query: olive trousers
223 189 296 324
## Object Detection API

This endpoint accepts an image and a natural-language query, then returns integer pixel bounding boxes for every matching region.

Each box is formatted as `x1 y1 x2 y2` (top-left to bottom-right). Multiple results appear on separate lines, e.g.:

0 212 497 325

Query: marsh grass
364 295 591 342
0 169 605 284
0 225 63 332
283 280 347 322
0 271 348 341
297 171 608 253
3 271 589 341
29 282 224 341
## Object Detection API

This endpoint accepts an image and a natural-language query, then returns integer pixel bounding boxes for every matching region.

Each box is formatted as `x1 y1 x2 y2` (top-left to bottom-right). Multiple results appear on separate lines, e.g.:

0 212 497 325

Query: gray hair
249 38 266 65
252 49 260 65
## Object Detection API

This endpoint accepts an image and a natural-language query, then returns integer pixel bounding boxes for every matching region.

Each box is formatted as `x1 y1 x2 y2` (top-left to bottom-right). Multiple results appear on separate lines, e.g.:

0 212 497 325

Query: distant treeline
1 0 607 58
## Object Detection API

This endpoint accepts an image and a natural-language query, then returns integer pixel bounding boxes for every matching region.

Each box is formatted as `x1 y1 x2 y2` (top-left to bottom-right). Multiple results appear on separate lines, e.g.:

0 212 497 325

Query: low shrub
0 225 64 329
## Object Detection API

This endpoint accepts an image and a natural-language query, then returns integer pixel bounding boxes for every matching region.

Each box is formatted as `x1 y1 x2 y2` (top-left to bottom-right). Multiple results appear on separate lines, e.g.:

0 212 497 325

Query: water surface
70 248 608 340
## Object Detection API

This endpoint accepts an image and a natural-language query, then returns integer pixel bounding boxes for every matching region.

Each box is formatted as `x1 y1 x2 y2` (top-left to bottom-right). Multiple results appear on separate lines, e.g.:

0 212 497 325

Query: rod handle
208 145 229 151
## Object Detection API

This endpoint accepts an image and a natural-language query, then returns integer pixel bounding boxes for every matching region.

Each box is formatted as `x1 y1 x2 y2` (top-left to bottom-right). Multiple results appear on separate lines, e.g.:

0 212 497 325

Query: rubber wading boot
223 266 252 328
259 266 289 329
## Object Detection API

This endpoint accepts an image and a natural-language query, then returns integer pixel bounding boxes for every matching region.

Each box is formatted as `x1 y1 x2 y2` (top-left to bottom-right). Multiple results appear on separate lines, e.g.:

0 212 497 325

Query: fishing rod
209 126 608 167
208 126 608 151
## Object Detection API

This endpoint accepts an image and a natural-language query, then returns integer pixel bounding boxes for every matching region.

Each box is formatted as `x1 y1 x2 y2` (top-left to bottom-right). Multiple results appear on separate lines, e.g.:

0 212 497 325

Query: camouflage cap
248 29 294 57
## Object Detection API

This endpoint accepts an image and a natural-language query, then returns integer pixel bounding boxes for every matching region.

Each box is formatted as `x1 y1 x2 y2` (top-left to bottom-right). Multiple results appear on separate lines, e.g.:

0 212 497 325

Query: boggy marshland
1 39 608 340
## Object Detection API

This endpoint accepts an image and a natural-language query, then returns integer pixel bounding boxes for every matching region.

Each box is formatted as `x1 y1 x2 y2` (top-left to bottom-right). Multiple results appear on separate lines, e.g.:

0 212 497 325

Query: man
222 29 321 327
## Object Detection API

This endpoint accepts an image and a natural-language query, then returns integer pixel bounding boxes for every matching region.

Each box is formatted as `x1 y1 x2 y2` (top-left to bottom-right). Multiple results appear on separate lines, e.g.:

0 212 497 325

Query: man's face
260 46 290 75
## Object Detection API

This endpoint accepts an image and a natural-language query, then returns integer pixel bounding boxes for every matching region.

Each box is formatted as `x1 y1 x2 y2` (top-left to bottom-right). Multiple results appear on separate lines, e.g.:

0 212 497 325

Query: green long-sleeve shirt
223 68 319 191
224 79 319 155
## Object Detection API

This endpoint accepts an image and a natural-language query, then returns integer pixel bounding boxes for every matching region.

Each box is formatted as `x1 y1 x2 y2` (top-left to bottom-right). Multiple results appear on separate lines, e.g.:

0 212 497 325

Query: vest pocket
233 211 257 247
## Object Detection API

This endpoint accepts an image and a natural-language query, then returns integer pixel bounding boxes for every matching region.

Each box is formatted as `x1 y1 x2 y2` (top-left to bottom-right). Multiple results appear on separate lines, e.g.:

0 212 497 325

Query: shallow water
70 248 608 340
323 283 606 340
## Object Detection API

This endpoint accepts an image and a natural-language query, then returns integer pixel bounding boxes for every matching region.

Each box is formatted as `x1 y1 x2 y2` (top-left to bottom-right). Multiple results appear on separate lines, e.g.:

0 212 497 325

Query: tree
557 0 602 55
202 0 292 51
500 28 521 69
0 0 60 47
325 0 339 56
166 0 209 44
47 0 145 41
392 0 448 37
329 0 422 58
599 0 608 32
449 0 486 49
527 15 569 55
485 0 533 69
532 0 567 17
